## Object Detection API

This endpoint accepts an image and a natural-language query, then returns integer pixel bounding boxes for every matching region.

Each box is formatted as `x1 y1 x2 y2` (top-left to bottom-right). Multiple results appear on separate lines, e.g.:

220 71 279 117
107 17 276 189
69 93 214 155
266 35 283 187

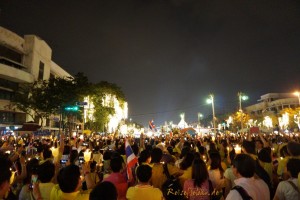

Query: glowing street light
198 113 203 126
294 91 300 106
206 94 216 134
238 92 248 133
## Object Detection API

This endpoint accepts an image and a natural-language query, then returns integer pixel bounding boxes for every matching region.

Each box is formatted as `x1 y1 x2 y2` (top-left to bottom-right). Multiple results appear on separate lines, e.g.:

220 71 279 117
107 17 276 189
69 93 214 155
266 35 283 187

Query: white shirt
226 177 269 200
275 178 299 200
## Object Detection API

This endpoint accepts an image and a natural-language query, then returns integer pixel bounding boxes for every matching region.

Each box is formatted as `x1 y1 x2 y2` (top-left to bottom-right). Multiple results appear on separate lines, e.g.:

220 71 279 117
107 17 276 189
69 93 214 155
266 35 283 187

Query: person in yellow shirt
126 164 163 200
150 148 183 190
49 164 95 200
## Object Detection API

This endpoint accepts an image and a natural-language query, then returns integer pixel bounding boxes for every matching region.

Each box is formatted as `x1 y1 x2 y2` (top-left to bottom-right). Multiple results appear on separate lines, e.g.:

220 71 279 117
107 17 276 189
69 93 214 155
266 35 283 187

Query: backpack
161 163 185 200
231 185 253 200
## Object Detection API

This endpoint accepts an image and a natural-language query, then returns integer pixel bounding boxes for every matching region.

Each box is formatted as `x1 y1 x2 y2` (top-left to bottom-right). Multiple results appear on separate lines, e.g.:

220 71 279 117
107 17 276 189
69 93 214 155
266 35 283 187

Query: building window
38 61 44 80
0 89 14 100
0 112 14 124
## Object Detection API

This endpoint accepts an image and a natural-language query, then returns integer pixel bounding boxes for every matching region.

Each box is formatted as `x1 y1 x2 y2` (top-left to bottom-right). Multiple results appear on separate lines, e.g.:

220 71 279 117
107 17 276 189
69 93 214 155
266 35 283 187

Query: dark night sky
1 0 300 127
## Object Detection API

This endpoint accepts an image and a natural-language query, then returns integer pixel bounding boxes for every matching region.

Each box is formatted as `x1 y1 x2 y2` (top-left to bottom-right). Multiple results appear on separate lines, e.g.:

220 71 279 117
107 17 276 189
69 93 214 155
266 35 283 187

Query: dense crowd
0 131 300 200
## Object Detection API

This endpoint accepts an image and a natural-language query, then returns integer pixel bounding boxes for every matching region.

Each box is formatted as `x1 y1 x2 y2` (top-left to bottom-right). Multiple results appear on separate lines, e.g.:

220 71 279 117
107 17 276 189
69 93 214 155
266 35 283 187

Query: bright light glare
241 96 248 101
294 91 300 96
206 99 212 104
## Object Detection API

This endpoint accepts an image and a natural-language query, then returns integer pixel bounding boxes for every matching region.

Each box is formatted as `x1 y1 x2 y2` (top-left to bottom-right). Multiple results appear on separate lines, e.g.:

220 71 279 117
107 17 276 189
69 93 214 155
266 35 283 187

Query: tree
13 73 90 128
85 81 126 133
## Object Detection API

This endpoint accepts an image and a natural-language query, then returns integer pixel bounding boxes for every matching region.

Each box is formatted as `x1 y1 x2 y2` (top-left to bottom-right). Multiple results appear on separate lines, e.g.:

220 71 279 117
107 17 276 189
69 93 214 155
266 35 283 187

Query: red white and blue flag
125 140 138 181
149 120 157 132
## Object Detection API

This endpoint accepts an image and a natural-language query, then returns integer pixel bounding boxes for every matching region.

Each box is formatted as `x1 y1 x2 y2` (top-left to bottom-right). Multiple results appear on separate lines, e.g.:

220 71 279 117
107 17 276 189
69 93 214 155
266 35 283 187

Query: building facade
244 93 299 116
0 26 71 133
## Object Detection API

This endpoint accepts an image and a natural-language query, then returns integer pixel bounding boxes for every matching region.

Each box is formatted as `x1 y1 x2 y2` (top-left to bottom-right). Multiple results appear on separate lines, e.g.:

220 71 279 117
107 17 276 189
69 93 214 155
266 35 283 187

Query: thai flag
125 140 138 181
149 120 157 132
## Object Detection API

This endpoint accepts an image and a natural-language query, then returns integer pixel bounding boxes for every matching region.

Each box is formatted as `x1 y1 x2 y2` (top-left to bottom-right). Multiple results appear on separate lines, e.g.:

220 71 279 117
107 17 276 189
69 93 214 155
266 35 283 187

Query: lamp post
238 92 248 133
294 91 300 106
198 113 203 127
206 94 216 135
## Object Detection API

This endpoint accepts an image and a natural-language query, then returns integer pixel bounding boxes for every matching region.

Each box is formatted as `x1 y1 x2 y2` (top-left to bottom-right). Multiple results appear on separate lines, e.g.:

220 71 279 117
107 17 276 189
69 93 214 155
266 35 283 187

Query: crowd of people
0 130 300 200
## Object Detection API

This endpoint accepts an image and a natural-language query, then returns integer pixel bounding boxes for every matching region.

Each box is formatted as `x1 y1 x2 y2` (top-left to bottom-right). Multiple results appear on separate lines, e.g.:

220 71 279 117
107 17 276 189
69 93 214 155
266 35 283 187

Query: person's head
57 165 81 193
258 148 272 163
0 153 12 198
89 181 117 200
151 148 163 163
227 148 236 165
179 146 190 159
37 160 55 183
279 145 290 158
232 154 255 178
209 152 222 171
43 146 53 160
110 157 123 173
255 140 263 150
287 158 300 178
69 149 79 164
242 141 256 155
24 158 39 184
180 152 195 170
138 150 151 165
192 154 208 187
287 141 300 157
136 164 152 183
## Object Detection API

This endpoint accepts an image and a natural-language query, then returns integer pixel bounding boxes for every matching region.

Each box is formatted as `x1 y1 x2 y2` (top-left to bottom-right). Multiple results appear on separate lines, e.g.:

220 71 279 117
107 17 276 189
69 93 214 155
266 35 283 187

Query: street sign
76 102 88 106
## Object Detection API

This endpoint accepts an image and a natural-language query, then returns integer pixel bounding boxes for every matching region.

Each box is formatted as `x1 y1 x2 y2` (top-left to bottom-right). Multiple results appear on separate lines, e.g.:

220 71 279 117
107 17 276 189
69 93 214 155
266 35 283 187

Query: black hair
258 148 272 163
151 148 163 163
192 153 208 187
233 154 255 178
138 150 151 165
24 158 39 184
43 146 52 160
57 165 81 193
0 153 12 185
179 146 190 159
209 152 223 173
38 160 55 183
287 141 300 156
279 145 290 158
287 158 300 178
110 157 123 172
180 152 195 170
89 181 117 200
136 164 152 183
242 141 256 155
69 149 79 164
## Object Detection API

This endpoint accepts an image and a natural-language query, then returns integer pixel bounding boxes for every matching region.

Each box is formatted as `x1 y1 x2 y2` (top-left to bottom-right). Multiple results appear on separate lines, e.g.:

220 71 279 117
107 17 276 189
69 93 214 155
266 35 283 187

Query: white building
0 26 71 133
244 93 299 116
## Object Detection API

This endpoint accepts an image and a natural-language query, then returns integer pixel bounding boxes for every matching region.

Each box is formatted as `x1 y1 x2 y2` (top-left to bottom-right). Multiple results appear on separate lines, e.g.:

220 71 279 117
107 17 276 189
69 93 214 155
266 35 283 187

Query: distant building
244 93 299 116
0 26 71 133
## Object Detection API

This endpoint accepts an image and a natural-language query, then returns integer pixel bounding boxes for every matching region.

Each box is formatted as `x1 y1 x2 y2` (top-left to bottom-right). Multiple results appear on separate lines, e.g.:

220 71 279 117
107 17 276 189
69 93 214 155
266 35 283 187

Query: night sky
1 0 300 127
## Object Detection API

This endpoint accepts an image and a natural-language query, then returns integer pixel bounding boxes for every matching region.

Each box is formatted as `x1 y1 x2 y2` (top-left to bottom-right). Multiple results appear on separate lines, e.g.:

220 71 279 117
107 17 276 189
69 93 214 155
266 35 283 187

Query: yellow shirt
50 184 91 200
179 166 192 187
151 163 181 190
126 185 163 200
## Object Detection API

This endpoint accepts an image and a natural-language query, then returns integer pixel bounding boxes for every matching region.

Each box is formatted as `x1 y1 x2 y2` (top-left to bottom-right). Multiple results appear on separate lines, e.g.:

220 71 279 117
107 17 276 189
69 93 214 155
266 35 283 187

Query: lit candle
234 145 241 154
84 149 91 162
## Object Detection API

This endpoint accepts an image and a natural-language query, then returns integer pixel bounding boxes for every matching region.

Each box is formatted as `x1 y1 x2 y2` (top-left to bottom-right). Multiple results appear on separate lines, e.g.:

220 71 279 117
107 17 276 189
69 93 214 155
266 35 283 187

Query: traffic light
64 105 79 111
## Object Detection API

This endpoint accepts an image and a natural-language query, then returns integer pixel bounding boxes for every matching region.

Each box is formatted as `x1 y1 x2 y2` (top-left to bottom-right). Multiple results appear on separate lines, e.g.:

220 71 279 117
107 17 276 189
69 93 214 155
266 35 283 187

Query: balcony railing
0 56 27 70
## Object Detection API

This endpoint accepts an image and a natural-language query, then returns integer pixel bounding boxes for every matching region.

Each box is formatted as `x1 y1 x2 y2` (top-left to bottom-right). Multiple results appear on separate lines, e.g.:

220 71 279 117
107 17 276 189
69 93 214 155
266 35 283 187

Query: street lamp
198 113 203 127
206 94 216 135
294 91 300 106
238 92 248 133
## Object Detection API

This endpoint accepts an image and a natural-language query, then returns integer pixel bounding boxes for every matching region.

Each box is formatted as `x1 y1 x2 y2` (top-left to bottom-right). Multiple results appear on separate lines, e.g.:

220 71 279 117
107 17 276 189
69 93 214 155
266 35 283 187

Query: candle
84 149 91 162
234 145 241 154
